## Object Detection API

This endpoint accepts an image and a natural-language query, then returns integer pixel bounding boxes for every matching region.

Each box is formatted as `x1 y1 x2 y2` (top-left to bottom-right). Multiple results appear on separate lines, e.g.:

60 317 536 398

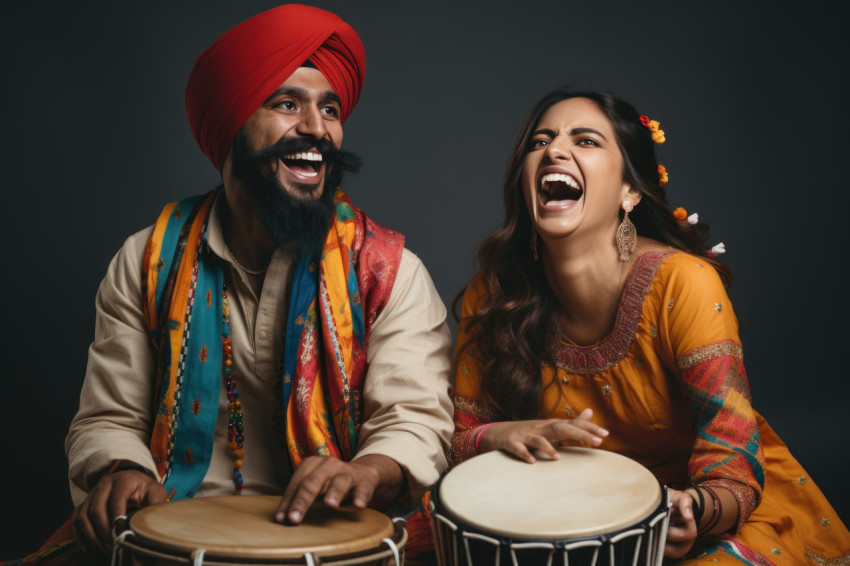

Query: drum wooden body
430 447 670 566
112 495 406 566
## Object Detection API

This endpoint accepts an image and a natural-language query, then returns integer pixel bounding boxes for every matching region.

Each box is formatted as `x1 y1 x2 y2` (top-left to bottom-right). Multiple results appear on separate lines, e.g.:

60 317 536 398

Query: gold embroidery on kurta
454 394 498 422
601 384 612 396
714 302 723 312
667 298 675 311
798 476 808 485
677 340 743 371
804 549 850 565
649 324 657 338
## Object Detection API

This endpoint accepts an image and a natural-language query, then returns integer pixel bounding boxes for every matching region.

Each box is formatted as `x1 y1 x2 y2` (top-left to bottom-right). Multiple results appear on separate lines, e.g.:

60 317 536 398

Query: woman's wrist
462 422 500 459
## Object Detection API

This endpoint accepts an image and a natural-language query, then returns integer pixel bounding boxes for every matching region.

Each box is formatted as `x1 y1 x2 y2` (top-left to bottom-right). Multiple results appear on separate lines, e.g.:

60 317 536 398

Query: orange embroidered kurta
452 251 849 565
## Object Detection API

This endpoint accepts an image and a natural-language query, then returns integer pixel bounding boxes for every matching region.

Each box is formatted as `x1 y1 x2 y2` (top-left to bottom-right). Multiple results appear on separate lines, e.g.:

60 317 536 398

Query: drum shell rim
115 520 408 565
429 472 670 549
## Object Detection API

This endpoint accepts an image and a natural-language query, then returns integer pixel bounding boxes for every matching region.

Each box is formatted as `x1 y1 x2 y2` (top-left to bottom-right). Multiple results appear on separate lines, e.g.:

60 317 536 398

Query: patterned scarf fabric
142 188 403 499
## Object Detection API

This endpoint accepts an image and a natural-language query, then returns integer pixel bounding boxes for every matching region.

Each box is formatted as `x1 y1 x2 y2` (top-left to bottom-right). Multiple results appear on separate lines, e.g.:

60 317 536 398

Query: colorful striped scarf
142 188 403 499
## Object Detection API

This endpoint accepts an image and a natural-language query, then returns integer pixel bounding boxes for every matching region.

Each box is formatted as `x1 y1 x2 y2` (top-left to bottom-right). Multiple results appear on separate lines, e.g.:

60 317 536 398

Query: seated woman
451 88 849 563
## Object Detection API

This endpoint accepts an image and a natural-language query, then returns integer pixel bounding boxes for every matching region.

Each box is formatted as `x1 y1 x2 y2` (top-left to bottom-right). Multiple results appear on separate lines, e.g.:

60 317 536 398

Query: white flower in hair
711 242 726 255
687 213 699 225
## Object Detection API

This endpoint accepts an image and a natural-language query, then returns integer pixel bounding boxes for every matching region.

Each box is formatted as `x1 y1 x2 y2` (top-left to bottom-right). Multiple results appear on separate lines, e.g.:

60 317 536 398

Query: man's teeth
282 152 323 162
542 173 580 189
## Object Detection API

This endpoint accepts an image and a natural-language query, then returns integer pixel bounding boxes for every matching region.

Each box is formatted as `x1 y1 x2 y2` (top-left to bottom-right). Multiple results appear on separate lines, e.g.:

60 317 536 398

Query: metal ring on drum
111 495 407 566
430 447 672 566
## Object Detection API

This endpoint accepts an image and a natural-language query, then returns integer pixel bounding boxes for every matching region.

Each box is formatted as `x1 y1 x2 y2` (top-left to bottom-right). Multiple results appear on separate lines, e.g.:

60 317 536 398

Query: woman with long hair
451 88 849 562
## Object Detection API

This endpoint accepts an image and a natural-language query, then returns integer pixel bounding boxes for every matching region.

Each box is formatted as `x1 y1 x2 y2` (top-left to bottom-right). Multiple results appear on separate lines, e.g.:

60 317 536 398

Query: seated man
64 4 453 562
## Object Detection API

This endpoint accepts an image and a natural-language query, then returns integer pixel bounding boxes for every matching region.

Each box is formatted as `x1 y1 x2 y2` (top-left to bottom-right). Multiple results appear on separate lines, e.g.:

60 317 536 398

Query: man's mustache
242 136 362 175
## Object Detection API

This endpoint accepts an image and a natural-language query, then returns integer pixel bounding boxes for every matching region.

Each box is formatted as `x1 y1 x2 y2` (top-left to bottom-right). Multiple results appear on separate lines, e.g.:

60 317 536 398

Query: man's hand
73 470 167 555
275 454 403 524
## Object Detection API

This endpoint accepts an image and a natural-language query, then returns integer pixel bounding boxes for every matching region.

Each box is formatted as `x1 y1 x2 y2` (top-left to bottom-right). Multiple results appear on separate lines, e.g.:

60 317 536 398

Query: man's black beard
230 129 362 261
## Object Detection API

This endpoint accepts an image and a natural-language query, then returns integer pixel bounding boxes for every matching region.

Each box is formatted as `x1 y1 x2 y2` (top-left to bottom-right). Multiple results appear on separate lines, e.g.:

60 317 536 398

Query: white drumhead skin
439 447 661 539
128 495 394 559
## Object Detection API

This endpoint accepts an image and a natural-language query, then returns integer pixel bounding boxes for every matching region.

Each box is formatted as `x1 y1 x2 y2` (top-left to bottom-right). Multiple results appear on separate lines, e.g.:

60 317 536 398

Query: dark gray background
2 0 847 557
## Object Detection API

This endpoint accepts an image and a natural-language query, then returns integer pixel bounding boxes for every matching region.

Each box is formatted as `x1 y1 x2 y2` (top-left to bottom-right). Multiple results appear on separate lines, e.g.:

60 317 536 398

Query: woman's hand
479 408 608 463
665 488 699 558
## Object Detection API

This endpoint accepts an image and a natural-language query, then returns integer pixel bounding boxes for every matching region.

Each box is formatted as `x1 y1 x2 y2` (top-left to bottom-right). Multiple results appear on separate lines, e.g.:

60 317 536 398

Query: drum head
439 447 661 539
128 495 394 560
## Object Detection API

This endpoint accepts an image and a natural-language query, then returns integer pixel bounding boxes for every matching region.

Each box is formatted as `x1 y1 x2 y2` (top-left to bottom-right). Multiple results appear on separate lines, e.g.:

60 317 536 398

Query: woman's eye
530 138 549 149
577 138 599 147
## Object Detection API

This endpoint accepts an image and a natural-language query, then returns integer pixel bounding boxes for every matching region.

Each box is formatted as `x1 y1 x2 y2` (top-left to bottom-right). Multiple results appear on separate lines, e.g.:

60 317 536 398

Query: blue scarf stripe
164 253 224 499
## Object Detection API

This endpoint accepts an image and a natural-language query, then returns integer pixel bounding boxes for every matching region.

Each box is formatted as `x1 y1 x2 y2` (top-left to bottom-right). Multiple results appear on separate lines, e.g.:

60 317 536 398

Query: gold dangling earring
616 200 637 261
530 227 539 261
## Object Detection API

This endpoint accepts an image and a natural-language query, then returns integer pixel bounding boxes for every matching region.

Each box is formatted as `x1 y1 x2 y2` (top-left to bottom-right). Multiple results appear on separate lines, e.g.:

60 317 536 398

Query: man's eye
321 106 339 117
277 100 296 110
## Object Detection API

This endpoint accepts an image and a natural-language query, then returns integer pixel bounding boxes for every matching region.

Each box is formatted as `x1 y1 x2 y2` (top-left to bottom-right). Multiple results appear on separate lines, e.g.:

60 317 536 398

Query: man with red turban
54 4 452 564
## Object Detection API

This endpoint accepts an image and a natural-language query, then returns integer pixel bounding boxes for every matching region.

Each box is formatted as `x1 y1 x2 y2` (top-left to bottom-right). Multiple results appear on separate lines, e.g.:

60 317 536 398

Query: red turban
185 4 366 172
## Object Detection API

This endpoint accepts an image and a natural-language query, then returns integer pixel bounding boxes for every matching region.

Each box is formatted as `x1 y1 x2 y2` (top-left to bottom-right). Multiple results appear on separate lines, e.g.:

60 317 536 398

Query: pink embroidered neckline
553 251 671 375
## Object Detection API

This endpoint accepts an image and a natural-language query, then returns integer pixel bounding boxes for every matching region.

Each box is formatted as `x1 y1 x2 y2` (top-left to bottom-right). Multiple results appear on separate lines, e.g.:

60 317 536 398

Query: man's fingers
284 475 326 523
85 483 116 552
277 457 325 522
323 473 355 508
73 502 102 555
278 458 334 523
142 482 168 506
350 478 377 508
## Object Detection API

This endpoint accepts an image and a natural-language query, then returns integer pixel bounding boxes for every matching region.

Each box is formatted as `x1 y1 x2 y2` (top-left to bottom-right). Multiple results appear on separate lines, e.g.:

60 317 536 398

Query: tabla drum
111 495 407 566
430 447 671 566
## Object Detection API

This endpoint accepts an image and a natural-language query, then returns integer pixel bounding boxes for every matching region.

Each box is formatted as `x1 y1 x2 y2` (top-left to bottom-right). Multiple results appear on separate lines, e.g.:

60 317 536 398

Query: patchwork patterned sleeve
654 255 765 527
450 276 501 467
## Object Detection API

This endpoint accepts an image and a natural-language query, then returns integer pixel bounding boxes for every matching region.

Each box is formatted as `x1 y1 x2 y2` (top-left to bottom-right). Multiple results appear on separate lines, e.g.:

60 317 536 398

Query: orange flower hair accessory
639 114 665 144
673 207 687 220
658 164 669 187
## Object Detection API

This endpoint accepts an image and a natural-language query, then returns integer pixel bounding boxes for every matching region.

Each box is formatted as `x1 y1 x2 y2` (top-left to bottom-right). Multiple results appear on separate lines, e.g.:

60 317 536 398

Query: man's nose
295 107 328 140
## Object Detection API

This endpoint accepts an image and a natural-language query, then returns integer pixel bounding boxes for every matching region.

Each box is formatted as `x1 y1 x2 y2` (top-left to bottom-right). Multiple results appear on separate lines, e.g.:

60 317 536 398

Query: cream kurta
66 197 454 506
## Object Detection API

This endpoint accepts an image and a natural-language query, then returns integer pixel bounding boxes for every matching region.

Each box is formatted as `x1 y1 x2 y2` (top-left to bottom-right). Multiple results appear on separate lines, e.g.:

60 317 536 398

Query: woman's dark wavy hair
455 88 730 420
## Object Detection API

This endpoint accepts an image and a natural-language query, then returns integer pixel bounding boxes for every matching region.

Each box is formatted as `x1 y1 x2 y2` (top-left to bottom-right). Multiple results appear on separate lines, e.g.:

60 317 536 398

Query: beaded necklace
222 283 245 494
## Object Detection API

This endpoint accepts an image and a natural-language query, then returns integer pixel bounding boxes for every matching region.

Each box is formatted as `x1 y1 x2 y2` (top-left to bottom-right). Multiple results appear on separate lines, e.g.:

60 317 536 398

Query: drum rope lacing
109 514 133 566
380 537 401 566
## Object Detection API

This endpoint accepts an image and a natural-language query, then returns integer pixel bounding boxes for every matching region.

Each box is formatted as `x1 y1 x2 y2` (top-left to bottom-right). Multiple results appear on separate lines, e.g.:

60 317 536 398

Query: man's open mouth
540 172 583 203
281 152 323 178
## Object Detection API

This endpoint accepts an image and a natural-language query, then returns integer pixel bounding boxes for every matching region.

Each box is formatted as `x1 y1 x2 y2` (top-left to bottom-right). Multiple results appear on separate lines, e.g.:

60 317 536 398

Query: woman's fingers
664 489 698 558
482 415 608 462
